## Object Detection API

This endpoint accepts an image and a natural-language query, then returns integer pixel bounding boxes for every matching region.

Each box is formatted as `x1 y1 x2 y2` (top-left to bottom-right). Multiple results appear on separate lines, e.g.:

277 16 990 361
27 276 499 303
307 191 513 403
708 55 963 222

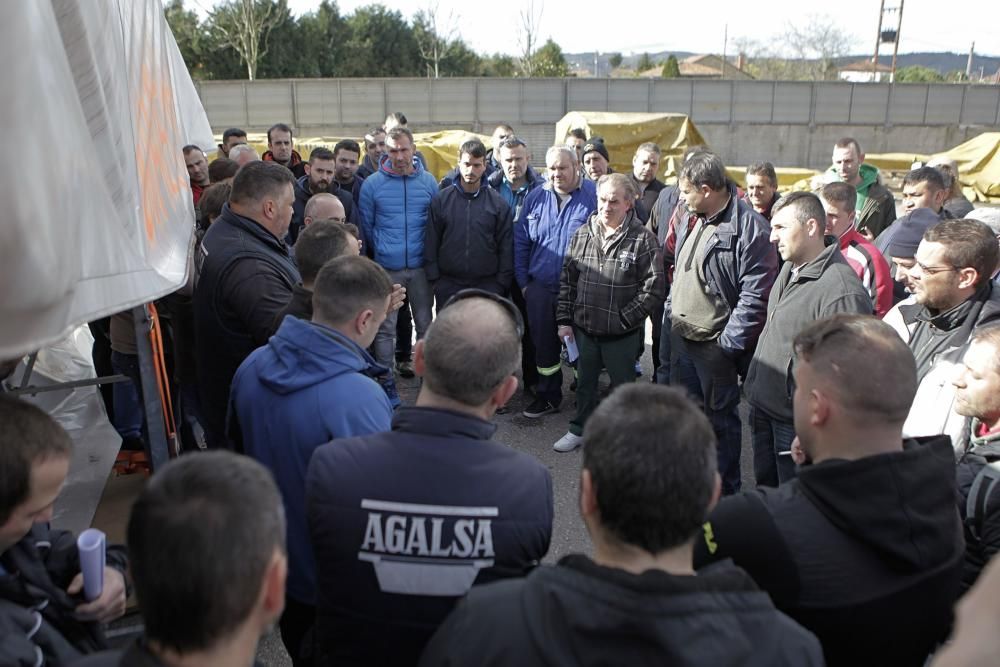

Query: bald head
421 298 521 406
304 193 346 227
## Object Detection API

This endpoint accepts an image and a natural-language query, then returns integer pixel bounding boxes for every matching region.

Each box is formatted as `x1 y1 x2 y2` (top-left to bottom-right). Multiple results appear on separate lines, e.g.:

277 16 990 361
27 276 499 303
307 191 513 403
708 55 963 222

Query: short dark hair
312 256 392 326
267 123 293 143
924 219 1000 287
903 166 947 192
309 146 336 164
0 396 72 524
583 385 716 553
127 452 285 653
794 314 916 423
229 161 295 206
459 139 487 159
422 298 521 406
333 139 361 159
820 181 856 209
679 151 728 192
746 161 777 189
208 158 239 183
568 128 587 141
197 182 232 227
386 112 408 126
771 191 826 226
835 137 862 155
182 144 203 156
296 221 356 284
222 128 247 143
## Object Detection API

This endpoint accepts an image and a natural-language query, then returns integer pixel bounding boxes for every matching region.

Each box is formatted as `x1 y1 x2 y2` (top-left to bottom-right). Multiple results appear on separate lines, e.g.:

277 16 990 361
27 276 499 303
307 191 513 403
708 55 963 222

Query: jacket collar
217 204 289 253
788 236 841 283
911 281 992 331
391 406 497 440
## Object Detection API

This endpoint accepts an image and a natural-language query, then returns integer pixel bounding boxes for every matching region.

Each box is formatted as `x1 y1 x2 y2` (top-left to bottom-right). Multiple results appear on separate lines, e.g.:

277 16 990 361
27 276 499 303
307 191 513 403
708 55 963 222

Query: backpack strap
966 460 1000 540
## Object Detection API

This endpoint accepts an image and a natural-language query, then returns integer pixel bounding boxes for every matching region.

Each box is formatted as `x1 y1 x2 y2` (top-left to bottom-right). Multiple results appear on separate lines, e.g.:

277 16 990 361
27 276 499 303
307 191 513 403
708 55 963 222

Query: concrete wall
195 77 1000 169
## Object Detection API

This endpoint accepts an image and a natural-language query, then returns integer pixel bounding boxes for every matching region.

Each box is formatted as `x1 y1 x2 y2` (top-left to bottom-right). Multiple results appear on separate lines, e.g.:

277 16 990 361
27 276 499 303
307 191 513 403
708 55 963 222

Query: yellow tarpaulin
553 112 706 178
213 130 488 182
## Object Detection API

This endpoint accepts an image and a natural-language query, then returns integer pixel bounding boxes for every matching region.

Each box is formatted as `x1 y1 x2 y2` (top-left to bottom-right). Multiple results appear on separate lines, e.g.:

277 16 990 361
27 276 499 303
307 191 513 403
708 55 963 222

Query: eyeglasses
914 261 957 275
443 289 525 338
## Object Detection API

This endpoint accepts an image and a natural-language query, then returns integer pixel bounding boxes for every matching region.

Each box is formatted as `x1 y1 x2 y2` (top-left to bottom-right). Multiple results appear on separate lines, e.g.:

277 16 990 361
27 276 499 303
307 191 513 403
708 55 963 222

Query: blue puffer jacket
229 315 393 605
514 179 597 292
358 156 439 271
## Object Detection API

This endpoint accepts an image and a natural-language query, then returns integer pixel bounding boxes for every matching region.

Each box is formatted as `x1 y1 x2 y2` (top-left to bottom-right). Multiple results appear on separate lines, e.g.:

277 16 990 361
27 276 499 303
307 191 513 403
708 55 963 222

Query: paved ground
256 329 757 665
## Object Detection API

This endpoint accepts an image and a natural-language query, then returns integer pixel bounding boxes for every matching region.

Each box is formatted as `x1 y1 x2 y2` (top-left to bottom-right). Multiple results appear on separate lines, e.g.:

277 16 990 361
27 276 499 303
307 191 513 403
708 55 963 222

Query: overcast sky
186 0 1000 59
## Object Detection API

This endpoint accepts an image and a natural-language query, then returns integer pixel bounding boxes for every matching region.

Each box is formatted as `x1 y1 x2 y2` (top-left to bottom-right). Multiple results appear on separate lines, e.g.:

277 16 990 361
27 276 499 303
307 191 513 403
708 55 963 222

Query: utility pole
967 42 975 80
872 0 885 81
721 23 728 80
594 51 599 77
889 0 904 83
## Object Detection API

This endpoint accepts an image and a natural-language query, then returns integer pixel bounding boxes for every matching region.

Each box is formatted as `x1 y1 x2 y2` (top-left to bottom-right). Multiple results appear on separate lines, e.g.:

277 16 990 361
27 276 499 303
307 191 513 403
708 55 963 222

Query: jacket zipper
403 176 409 267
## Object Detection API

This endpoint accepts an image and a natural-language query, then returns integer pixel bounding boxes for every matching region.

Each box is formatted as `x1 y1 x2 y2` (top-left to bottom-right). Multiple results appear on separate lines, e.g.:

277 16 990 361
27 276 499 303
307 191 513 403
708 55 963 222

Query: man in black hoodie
421 384 822 667
695 314 964 667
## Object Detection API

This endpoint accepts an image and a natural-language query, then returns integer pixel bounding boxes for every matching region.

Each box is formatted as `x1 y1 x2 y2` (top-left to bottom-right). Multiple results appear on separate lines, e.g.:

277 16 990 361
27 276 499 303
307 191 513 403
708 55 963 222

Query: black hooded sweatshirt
695 435 964 667
419 555 823 666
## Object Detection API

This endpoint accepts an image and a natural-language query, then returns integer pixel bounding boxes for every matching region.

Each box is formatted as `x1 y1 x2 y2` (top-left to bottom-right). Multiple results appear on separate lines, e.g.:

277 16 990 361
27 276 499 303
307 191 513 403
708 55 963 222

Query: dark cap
582 140 609 162
883 208 943 259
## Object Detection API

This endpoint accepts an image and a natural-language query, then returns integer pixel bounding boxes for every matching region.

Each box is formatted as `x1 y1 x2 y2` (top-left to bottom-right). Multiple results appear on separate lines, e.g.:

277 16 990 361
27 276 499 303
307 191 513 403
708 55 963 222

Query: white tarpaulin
0 0 213 359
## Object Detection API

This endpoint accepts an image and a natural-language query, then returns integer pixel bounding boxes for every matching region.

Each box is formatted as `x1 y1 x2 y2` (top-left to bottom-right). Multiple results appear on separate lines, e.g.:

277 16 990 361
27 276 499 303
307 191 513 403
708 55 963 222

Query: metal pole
873 0 885 80
890 0 904 83
133 305 170 472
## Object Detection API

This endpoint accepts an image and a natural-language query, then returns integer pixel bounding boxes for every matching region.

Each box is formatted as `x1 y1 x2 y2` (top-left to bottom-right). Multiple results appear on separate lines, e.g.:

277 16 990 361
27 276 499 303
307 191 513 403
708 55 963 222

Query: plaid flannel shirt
557 210 665 337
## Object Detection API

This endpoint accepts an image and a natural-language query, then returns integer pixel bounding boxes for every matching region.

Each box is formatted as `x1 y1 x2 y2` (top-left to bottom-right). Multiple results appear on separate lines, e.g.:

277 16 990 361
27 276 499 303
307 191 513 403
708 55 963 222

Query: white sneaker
553 432 584 453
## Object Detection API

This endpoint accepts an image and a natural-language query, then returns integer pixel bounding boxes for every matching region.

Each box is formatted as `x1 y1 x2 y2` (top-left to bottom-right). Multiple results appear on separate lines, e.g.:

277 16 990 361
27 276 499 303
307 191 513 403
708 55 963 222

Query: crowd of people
3 112 1000 666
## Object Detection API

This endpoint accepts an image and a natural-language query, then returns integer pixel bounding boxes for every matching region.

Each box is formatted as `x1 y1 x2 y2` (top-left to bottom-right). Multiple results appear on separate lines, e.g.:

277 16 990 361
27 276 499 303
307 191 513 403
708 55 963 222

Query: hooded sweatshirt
695 436 964 667
419 555 823 666
229 315 393 605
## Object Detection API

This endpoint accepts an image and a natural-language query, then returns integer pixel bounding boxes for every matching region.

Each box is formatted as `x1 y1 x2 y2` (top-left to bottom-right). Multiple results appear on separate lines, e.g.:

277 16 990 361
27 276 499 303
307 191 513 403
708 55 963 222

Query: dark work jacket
669 187 778 357
305 407 554 667
269 284 313 337
0 524 129 663
742 192 781 221
632 176 666 224
486 166 545 223
438 152 500 190
288 175 356 245
193 204 301 445
262 149 306 179
420 556 823 667
647 184 680 247
424 183 513 289
744 239 872 421
695 436 964 667
955 424 1000 591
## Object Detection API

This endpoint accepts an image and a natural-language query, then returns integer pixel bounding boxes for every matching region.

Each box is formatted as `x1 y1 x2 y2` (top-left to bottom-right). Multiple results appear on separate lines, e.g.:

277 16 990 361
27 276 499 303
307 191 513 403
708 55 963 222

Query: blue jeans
670 333 742 494
111 350 145 444
750 406 797 487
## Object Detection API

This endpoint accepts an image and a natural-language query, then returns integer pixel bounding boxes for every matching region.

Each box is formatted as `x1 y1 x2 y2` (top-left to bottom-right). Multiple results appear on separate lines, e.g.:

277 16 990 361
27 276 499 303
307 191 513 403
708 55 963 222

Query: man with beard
262 122 306 178
289 147 356 244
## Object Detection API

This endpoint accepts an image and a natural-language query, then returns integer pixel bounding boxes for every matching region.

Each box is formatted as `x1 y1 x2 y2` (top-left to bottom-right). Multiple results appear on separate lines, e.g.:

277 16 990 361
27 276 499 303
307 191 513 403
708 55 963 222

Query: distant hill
566 50 1000 79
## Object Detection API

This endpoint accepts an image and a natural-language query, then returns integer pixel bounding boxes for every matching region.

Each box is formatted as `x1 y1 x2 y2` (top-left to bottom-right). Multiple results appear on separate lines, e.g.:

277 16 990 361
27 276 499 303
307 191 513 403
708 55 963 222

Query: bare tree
781 15 857 80
516 0 543 78
414 2 457 78
208 0 281 80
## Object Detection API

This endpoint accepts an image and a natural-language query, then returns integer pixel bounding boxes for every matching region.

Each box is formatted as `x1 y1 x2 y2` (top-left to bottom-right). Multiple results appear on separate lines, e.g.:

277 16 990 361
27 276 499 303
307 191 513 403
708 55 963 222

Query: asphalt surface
256 325 757 665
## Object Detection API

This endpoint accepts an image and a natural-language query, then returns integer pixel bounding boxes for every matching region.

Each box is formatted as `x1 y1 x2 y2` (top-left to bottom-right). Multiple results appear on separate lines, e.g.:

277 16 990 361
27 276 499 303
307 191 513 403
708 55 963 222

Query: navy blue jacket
305 406 553 667
193 205 300 444
288 175 356 245
425 184 514 288
358 156 439 271
514 179 598 292
487 166 545 223
669 188 778 356
230 315 393 605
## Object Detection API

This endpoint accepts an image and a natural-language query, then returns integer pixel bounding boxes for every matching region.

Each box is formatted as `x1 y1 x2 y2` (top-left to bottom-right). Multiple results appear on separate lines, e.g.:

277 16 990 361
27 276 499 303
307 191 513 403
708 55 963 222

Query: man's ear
304 163 312 177
492 375 518 409
579 468 598 520
259 549 287 625
413 340 426 377
957 267 980 290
